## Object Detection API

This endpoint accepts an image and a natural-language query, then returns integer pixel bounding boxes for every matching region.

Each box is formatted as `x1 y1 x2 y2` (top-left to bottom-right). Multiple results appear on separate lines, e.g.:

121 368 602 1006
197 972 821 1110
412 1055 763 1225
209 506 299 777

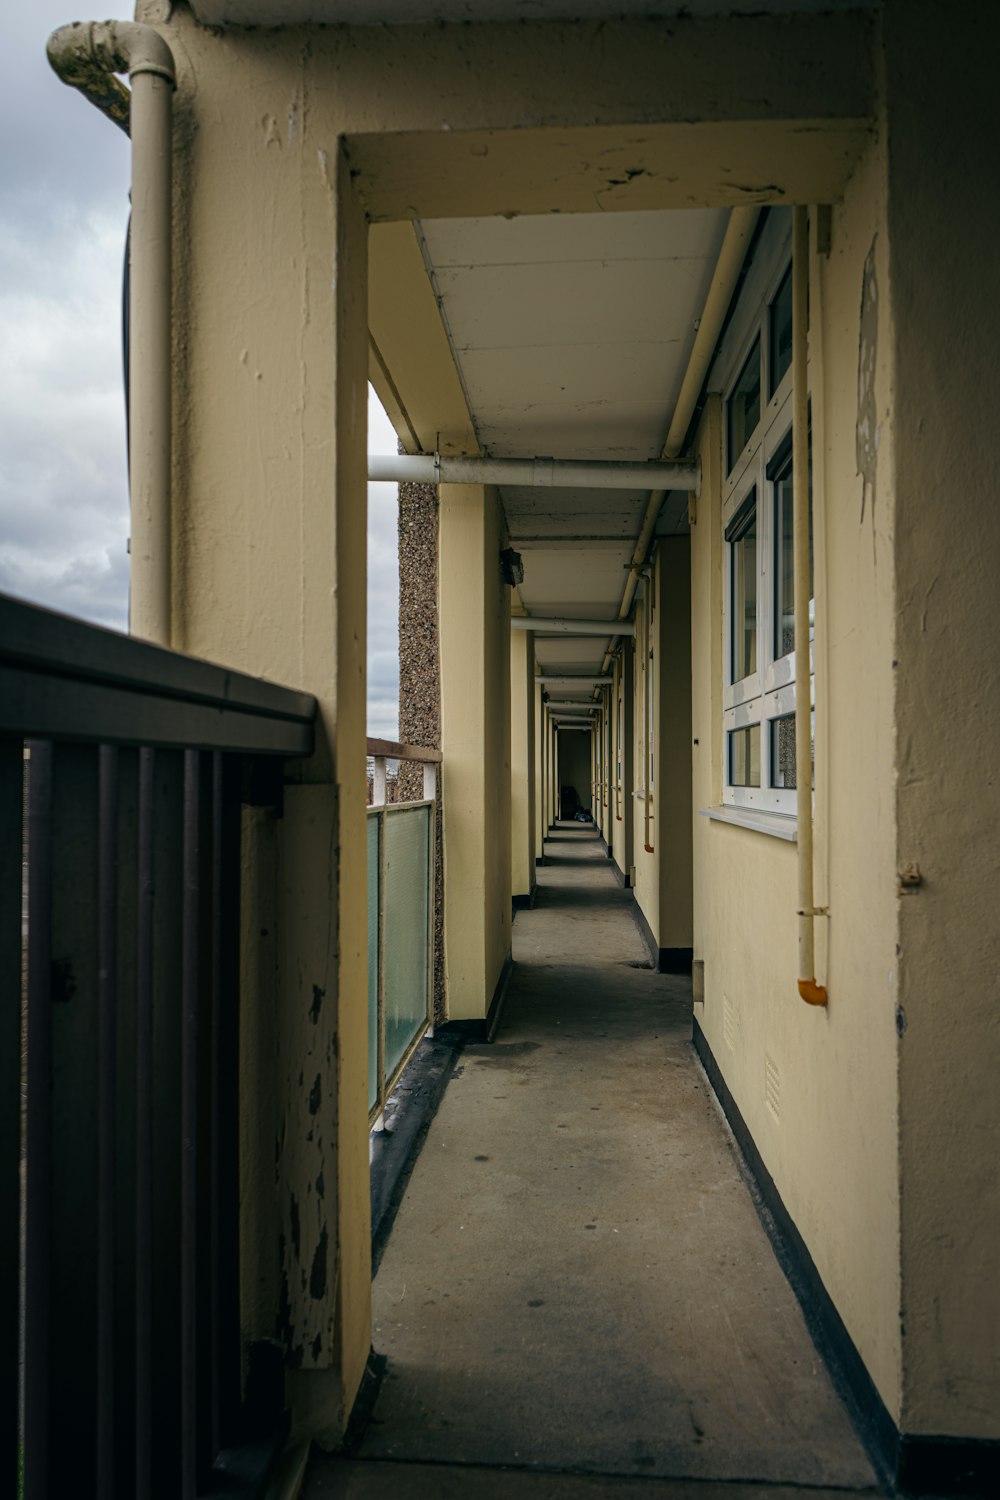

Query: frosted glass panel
367 812 380 1113
383 805 430 1083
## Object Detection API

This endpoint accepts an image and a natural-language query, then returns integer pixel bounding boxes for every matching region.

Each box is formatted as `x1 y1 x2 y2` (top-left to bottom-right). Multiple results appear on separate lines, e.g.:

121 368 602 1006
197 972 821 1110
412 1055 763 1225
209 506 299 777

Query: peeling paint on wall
856 236 879 524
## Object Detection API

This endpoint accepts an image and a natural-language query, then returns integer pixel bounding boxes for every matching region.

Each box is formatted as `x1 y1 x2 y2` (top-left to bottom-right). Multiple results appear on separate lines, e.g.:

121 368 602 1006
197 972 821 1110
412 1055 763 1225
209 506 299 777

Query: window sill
699 805 797 842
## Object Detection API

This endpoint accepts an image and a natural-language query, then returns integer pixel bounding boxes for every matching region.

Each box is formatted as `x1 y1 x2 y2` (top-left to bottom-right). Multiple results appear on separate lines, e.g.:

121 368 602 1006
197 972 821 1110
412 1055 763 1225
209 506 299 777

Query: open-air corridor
306 825 879 1499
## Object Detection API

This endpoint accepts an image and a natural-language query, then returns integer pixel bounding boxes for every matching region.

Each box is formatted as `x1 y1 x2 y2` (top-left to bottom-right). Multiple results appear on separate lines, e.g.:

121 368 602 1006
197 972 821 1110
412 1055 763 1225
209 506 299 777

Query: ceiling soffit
416 208 724 620
188 2 875 26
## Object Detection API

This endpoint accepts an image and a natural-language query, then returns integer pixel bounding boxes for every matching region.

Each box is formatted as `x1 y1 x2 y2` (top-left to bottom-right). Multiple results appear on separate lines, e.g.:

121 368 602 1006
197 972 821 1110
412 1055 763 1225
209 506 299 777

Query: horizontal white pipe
369 453 699 492
512 617 634 637
536 676 610 687
544 701 598 711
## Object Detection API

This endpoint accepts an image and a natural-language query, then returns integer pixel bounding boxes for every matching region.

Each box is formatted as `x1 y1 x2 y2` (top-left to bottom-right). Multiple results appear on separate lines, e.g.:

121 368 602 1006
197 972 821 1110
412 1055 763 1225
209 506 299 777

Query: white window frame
716 212 814 818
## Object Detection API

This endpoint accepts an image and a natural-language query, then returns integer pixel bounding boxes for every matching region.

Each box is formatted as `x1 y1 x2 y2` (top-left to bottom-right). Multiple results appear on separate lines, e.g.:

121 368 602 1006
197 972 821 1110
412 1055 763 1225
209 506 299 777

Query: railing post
423 762 437 802
23 741 53 1500
376 805 388 1122
0 743 21 1484
373 755 387 808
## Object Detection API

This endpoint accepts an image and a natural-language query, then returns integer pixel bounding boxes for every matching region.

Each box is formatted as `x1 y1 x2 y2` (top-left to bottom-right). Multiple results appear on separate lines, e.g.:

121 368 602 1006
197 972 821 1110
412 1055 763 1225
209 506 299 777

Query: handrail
366 735 441 763
0 594 316 756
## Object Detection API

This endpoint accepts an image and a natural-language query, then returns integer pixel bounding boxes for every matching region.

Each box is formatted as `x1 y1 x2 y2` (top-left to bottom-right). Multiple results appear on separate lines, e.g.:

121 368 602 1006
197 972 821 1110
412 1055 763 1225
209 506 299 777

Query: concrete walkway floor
305 826 879 1499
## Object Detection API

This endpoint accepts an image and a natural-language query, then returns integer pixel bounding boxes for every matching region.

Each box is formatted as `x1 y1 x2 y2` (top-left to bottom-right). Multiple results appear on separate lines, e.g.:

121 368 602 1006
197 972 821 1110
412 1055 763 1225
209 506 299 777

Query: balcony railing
366 738 441 1126
1 594 316 1499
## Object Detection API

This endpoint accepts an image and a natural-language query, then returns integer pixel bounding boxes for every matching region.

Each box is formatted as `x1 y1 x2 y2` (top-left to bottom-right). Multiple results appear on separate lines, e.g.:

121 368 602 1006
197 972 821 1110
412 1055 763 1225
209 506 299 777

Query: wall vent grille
765 1052 781 1121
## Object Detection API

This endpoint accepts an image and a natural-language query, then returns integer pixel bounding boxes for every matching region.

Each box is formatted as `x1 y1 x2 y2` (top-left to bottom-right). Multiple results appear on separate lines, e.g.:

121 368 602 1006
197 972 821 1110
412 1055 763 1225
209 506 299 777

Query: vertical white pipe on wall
46 22 177 646
793 205 828 1007
128 65 174 644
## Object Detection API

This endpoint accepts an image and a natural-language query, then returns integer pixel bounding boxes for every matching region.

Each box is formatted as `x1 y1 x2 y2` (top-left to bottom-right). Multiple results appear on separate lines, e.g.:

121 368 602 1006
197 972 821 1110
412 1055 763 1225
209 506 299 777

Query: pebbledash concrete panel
334 828 876 1488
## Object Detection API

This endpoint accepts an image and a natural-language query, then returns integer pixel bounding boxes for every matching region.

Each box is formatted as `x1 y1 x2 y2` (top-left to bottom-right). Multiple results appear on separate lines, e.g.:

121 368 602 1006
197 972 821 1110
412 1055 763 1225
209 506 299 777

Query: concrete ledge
263 1442 310 1500
370 1035 463 1271
692 1019 1000 1496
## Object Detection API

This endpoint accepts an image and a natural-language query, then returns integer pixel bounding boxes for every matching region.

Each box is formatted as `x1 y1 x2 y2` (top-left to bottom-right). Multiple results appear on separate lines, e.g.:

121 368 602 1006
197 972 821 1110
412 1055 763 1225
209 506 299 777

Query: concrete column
620 641 635 884
602 700 612 845
510 628 536 907
533 679 545 864
656 539 693 966
883 0 1000 1448
167 79 370 1439
439 485 512 1022
397 478 445 1020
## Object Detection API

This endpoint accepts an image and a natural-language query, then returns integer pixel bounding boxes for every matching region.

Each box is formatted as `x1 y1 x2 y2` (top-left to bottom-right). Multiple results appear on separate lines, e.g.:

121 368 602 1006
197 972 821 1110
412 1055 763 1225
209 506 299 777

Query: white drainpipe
792 206 828 1008
48 22 176 647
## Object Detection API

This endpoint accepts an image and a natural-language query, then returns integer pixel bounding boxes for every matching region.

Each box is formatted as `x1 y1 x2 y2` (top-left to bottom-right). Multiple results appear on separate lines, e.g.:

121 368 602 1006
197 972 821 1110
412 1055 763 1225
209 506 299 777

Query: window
727 489 758 684
727 336 761 474
769 263 793 396
720 219 814 817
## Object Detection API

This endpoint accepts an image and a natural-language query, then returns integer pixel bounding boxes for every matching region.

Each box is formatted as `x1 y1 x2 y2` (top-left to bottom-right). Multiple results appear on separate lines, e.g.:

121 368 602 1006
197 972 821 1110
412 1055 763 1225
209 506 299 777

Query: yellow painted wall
881 0 1000 1438
153 0 1000 1453
690 149 902 1417
439 484 512 1020
161 10 372 1442
631 541 692 952
610 650 627 872
632 581 657 929
533 680 545 863
510 629 536 900
657 540 694 951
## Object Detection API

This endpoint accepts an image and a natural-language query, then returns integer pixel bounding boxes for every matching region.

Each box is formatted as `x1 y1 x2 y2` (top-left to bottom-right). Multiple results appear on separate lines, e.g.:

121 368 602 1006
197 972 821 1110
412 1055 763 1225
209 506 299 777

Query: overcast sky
0 2 400 739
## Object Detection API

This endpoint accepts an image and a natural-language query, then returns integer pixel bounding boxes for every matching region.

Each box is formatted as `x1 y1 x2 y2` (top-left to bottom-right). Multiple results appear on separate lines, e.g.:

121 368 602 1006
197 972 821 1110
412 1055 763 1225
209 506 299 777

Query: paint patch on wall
856 236 879 524
765 1052 781 1122
723 994 736 1052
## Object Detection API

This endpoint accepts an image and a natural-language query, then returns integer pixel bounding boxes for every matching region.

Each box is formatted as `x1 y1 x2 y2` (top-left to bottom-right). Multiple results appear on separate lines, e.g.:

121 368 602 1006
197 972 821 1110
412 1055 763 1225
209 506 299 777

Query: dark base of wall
436 951 513 1045
631 893 657 965
630 901 692 974
343 1347 388 1455
897 1436 1000 1497
610 858 633 889
535 855 545 866
692 1018 1000 1498
370 1033 463 1272
512 885 536 917
658 946 693 974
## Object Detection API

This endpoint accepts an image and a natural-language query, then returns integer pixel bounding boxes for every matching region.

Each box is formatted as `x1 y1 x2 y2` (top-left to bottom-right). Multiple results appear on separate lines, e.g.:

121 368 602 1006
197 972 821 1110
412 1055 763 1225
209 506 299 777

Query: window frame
717 214 813 819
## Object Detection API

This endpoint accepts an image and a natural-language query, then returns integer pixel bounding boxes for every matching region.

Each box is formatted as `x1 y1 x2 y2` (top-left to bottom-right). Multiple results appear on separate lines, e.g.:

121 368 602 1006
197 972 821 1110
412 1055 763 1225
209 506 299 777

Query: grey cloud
2 10 402 740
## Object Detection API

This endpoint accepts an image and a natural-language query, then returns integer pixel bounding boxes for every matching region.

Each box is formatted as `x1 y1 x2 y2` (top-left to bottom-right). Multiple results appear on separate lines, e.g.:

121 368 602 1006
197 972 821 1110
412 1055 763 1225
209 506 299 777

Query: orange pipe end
643 843 654 854
798 977 828 1007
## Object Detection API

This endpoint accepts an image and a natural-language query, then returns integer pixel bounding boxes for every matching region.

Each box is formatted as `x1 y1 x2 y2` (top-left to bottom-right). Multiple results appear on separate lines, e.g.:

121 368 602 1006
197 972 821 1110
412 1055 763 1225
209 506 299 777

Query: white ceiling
189 1 874 24
417 207 727 680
